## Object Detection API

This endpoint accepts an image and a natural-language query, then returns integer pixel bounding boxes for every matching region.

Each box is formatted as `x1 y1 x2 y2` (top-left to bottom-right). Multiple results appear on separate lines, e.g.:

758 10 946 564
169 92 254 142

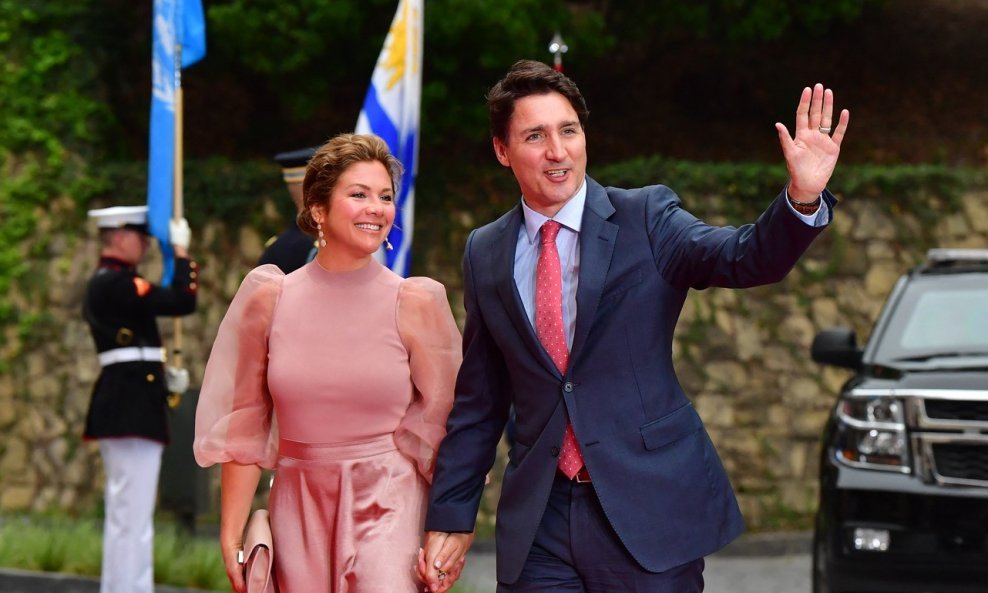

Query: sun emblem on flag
382 1 419 90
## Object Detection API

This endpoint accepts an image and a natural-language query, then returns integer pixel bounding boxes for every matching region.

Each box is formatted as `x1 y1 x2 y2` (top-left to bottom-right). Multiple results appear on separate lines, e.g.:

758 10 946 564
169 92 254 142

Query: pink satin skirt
269 435 427 592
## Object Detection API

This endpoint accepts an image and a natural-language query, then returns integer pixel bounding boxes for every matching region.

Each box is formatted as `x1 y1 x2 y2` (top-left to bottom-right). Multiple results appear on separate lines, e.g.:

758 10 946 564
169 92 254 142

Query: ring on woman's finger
437 569 447 582
819 126 832 134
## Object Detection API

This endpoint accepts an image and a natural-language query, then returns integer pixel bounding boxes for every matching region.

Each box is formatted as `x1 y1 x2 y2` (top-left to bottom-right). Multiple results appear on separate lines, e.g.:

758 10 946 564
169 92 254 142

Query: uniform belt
97 347 165 367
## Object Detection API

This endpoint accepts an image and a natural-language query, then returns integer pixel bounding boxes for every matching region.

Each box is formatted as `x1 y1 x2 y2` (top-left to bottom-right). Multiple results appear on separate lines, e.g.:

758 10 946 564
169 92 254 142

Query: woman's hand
418 531 475 592
219 463 262 593
221 537 245 593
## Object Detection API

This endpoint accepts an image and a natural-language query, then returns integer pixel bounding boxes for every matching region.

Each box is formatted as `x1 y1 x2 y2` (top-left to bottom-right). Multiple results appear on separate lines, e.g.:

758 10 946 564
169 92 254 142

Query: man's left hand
418 531 474 592
775 83 851 202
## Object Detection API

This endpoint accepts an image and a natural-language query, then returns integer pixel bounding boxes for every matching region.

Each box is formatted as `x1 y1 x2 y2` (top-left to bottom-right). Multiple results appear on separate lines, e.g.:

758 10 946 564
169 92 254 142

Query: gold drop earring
317 221 326 247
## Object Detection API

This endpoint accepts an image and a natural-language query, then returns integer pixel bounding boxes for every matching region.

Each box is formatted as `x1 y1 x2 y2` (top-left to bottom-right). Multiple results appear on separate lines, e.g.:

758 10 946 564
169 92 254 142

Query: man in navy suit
419 59 850 593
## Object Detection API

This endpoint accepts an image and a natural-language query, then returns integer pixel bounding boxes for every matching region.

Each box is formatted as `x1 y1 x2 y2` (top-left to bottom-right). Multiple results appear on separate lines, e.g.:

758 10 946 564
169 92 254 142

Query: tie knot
540 220 562 245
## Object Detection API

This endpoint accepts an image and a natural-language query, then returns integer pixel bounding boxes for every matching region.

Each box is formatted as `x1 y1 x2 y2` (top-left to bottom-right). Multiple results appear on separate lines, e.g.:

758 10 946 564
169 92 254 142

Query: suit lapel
490 206 560 377
570 179 618 364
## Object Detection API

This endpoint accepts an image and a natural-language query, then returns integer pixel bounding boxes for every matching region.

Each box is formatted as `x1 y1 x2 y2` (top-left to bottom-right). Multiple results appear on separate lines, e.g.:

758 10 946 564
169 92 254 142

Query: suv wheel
812 536 833 593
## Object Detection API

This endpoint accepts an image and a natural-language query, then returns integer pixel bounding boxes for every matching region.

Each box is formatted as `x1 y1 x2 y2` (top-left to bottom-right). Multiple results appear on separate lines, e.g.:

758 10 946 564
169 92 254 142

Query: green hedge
593 156 987 217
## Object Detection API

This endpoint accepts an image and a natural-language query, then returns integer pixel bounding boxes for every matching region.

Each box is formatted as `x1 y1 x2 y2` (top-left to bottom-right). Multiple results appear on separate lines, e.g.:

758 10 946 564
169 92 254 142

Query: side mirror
811 327 863 370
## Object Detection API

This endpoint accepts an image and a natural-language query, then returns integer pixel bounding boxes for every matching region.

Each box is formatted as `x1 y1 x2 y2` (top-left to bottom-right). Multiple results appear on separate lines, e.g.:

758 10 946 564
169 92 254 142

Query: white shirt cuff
785 187 829 227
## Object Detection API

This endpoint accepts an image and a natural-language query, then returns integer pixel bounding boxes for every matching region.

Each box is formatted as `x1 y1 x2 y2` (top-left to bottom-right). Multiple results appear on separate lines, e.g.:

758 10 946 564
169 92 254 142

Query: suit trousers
98 437 164 593
497 474 705 593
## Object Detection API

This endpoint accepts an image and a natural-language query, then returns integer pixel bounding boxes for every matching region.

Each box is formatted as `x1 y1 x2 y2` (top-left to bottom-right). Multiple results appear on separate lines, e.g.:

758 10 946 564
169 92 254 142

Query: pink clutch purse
240 509 277 593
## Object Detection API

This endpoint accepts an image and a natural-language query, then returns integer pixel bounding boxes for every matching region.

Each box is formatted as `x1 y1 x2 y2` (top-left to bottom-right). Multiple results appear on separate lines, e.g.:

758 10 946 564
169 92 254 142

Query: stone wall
1 191 986 529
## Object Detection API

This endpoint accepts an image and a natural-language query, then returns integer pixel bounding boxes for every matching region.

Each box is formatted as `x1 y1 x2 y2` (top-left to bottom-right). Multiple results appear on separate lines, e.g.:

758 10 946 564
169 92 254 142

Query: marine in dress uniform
257 146 319 273
83 205 198 593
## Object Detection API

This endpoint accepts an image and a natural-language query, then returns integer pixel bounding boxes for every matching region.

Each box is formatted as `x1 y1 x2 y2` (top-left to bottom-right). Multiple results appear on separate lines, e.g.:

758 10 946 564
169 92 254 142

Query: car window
873 273 988 363
900 289 988 349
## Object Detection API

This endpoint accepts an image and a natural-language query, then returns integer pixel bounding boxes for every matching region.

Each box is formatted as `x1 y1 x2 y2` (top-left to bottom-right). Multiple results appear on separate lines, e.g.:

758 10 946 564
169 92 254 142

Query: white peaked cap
87 205 149 229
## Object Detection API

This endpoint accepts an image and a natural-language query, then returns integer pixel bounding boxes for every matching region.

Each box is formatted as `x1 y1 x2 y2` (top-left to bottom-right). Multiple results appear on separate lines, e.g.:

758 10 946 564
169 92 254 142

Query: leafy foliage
593 155 986 211
596 0 873 44
0 1 109 326
202 0 610 150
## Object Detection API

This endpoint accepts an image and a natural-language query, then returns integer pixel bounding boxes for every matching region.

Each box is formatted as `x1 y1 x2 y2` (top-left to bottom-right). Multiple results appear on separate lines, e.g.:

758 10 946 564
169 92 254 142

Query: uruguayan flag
355 0 423 277
147 0 205 285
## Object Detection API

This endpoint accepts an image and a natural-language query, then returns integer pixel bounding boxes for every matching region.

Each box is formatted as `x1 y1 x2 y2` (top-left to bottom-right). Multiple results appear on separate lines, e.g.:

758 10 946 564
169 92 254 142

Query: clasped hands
418 531 474 593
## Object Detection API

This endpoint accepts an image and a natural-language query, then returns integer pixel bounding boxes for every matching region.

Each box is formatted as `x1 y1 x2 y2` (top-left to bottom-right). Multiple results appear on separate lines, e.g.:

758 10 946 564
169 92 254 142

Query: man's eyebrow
520 124 548 135
519 121 580 135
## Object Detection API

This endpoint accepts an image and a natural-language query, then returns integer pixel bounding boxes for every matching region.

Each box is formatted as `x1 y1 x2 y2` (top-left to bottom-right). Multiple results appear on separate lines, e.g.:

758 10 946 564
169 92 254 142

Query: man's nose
545 134 565 160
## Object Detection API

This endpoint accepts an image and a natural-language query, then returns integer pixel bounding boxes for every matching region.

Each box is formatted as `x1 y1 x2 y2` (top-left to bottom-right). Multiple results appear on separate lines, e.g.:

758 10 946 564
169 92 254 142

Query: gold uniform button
190 282 198 289
190 271 197 279
146 374 155 382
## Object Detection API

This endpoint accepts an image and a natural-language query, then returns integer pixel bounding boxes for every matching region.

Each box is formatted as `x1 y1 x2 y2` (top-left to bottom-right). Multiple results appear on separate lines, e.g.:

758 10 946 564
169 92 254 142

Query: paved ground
457 552 812 593
0 532 812 593
457 532 811 593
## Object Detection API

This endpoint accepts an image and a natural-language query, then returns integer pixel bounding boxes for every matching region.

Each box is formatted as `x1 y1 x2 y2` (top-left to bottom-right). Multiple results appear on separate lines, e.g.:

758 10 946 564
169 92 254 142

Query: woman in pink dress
193 134 462 592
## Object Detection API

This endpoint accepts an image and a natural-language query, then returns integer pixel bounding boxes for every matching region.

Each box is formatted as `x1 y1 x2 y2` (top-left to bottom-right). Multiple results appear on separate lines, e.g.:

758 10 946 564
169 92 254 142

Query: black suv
811 248 988 593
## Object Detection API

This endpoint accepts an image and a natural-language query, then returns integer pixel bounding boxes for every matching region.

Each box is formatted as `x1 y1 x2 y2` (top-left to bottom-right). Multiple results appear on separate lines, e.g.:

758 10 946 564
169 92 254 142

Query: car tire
812 534 834 593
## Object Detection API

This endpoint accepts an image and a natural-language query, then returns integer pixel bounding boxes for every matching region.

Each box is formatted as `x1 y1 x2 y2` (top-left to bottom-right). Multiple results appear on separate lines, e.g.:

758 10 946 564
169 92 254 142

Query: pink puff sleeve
193 265 284 469
394 277 462 483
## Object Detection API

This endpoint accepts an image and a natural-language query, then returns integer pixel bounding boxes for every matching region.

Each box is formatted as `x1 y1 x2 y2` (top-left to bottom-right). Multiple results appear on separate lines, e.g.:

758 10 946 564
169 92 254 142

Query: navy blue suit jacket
425 177 835 584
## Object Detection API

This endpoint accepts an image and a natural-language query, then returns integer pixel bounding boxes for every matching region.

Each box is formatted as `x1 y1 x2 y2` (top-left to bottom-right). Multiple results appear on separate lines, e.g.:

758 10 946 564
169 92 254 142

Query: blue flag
355 0 423 277
148 0 206 286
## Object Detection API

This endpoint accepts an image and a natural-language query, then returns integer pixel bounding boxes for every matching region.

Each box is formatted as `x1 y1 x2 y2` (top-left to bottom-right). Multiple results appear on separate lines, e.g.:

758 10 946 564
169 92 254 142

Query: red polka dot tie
536 220 584 480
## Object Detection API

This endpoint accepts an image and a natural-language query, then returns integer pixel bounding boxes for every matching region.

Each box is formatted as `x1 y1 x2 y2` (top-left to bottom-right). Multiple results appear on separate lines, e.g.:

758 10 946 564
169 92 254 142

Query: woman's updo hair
297 133 403 237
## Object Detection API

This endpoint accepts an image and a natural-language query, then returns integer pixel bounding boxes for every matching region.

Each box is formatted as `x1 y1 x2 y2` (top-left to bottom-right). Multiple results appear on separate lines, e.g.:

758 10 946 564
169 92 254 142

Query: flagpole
171 42 184 376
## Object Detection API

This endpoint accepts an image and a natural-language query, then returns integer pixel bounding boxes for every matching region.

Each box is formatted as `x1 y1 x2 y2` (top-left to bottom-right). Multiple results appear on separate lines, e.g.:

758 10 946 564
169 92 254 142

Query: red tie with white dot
536 220 584 480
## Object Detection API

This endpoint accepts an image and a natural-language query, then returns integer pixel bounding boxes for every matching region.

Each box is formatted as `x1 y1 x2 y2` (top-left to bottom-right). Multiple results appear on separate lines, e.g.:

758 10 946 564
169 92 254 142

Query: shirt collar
98 256 136 271
520 178 587 244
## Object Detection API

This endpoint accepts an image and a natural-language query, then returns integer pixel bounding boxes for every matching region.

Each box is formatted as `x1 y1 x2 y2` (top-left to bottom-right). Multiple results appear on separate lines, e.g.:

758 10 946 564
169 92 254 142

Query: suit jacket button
146 373 155 382
550 446 560 457
563 382 574 393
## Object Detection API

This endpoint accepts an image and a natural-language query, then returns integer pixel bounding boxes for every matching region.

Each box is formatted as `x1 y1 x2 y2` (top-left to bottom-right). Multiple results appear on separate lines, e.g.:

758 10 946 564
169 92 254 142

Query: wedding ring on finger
437 569 447 583
819 126 832 134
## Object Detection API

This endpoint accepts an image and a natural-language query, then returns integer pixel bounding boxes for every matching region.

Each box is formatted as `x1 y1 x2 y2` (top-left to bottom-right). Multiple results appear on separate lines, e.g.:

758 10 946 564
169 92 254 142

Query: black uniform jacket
258 223 316 274
83 256 198 443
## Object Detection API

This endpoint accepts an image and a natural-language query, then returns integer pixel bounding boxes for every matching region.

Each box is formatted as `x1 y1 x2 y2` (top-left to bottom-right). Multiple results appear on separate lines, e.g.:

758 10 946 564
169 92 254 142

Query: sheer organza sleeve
193 265 284 469
395 277 462 483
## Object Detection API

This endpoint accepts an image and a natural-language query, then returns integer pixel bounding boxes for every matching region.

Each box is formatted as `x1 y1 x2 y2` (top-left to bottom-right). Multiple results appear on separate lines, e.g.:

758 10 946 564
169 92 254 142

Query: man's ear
493 137 511 168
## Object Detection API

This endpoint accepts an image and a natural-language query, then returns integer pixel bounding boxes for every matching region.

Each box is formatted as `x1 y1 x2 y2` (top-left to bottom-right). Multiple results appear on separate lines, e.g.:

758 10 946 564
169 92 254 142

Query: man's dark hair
486 59 589 143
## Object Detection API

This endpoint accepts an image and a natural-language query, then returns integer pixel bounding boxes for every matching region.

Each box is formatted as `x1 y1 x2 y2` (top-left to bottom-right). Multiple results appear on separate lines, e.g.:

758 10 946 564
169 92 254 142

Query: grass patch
0 514 483 592
153 526 228 590
0 514 227 591
0 515 102 576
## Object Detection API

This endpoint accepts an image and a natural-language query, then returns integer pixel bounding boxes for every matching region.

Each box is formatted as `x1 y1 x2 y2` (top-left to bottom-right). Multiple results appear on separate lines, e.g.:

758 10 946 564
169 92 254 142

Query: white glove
165 366 190 394
169 217 191 250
